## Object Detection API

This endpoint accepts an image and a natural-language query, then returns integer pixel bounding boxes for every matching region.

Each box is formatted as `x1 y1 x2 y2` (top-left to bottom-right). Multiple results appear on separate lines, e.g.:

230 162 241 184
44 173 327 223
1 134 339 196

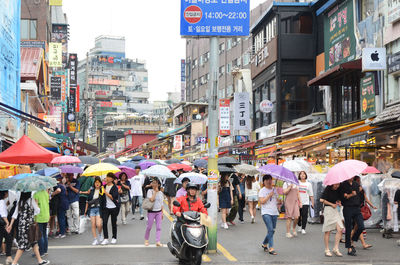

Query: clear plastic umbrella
14 175 57 192
141 165 176 182
174 172 208 185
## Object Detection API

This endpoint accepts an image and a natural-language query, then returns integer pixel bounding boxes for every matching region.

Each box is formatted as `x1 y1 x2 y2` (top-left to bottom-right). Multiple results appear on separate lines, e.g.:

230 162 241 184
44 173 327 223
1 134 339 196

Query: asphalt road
7 204 400 265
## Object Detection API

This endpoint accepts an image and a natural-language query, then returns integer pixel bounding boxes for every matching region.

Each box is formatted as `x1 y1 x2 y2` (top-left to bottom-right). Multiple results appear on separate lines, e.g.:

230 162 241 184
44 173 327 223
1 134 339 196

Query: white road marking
48 244 167 249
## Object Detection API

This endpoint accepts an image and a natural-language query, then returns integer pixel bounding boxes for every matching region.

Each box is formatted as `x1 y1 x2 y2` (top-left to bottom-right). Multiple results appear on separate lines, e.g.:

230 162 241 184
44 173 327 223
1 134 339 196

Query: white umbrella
234 164 259 176
174 172 208 185
141 165 176 182
282 160 312 172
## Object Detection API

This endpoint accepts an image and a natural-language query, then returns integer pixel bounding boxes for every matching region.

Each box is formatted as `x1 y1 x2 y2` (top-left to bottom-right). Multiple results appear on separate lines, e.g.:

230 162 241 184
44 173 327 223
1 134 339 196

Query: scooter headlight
187 227 202 238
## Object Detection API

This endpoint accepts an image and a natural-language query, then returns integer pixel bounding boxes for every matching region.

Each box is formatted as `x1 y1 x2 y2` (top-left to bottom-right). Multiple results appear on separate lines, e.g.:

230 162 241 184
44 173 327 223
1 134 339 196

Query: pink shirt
176 187 187 199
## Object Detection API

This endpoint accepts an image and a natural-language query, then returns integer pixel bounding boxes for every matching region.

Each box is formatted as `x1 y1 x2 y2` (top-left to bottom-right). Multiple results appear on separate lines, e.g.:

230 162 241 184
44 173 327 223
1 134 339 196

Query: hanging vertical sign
67 54 78 122
360 74 376 119
173 135 183 150
181 59 186 101
219 99 230 136
50 76 61 100
49 42 62 68
234 92 250 131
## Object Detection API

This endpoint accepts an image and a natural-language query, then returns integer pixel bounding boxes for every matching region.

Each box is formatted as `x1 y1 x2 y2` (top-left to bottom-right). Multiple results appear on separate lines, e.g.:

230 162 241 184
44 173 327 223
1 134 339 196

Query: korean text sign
324 0 356 71
360 74 376 119
49 42 62 68
234 92 250 131
219 99 231 136
181 0 250 36
173 135 183 150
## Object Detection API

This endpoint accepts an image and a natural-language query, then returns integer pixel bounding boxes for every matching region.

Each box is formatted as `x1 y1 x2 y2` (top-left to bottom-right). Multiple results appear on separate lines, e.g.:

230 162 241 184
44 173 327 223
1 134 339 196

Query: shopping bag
200 213 212 227
79 217 89 234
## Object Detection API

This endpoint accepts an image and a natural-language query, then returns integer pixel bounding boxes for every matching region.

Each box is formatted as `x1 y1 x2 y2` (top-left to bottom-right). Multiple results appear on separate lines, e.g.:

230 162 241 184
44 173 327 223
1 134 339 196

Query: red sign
76 85 80 112
184 5 202 24
99 101 112 107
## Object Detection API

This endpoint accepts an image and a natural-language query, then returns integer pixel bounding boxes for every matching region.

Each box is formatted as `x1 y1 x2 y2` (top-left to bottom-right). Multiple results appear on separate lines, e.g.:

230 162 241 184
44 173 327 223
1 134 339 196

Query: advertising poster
0 0 21 139
324 0 356 70
360 74 376 119
219 99 230 136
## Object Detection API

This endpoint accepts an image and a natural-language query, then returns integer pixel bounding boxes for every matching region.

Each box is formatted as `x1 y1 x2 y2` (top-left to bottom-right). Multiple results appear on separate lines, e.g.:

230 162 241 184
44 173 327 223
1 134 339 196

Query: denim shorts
247 195 258 202
89 207 100 217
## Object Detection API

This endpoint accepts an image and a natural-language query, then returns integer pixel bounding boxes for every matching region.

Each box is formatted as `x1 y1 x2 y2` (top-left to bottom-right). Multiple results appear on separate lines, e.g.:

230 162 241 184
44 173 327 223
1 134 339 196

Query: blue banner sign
181 0 249 36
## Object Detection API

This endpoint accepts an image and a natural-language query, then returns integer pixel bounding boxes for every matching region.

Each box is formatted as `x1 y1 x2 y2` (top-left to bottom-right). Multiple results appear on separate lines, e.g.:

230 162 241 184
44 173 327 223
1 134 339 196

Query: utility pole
206 37 219 253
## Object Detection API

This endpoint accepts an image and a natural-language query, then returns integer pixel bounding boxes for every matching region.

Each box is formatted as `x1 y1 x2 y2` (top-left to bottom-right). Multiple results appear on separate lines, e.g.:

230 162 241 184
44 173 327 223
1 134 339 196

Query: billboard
180 0 250 36
0 0 21 139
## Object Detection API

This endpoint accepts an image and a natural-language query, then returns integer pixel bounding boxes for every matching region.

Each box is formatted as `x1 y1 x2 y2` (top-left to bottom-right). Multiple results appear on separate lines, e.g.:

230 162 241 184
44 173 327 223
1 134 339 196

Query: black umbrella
218 165 237 173
218 157 240 165
79 156 100 165
392 171 400 179
193 159 208 168
102 158 121 165
131 156 146 162
166 158 181 164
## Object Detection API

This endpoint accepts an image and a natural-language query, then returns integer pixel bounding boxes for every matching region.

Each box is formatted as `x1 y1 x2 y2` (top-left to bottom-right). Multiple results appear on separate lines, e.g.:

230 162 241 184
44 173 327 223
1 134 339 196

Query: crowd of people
1 162 398 265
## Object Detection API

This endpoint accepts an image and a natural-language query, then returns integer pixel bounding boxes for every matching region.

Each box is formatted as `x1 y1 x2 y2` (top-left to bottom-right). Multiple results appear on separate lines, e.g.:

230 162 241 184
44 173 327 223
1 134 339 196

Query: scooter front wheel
190 248 203 265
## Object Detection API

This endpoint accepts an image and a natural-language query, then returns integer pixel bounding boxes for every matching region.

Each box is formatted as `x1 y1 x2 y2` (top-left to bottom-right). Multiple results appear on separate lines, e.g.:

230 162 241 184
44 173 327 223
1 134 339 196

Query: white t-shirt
130 174 145 197
0 200 7 218
298 181 314 205
105 185 116 209
12 197 40 220
245 181 261 197
258 187 279 216
146 189 164 212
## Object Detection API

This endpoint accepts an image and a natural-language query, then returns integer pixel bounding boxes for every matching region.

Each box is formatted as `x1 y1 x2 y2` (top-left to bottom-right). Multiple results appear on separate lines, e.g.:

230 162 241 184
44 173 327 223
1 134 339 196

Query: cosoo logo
184 5 202 24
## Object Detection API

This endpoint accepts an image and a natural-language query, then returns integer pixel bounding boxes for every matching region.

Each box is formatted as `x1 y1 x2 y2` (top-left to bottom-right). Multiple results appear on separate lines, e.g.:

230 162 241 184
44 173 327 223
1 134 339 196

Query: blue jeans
262 214 278 248
57 209 67 235
131 196 143 216
38 222 48 255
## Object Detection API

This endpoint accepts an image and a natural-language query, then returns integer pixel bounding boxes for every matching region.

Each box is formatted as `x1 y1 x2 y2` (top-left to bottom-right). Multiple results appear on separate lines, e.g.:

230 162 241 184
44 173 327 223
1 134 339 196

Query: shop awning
308 59 362 86
157 124 190 139
28 124 58 148
371 104 400 125
0 102 49 128
20 47 43 81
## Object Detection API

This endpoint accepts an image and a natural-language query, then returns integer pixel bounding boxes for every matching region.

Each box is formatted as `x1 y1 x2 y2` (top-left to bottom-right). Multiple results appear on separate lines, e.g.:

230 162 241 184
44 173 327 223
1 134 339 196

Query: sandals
268 249 277 255
363 244 372 249
325 249 333 257
261 244 268 252
332 249 343 257
156 242 163 247
144 240 149 246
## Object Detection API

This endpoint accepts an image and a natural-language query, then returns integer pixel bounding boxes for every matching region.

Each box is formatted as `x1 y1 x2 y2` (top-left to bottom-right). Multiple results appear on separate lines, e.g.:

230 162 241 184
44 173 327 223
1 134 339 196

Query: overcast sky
63 0 266 102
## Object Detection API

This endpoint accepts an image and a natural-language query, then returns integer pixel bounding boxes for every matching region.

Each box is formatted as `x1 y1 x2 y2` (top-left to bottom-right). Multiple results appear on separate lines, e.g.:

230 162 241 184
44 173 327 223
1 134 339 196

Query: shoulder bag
142 198 154 211
361 202 371 220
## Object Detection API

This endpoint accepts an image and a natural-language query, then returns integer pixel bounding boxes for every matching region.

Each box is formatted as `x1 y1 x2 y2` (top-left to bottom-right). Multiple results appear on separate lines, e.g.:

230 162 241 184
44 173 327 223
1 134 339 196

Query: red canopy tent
0 135 60 164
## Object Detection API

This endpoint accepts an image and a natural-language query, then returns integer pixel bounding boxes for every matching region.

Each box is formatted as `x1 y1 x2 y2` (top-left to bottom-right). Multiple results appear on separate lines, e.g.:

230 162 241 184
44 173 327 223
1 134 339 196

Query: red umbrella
362 166 380 174
0 135 60 164
167 163 192 172
51 155 81 164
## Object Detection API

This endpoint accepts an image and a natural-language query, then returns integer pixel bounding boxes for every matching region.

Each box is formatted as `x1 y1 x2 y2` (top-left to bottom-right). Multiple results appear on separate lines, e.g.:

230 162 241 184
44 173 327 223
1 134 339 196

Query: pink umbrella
324 160 368 186
115 166 136 179
51 155 82 164
362 166 380 174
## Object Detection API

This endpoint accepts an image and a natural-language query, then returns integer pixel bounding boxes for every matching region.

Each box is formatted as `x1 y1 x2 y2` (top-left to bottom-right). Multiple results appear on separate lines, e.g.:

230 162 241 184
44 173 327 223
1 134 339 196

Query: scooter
167 201 210 265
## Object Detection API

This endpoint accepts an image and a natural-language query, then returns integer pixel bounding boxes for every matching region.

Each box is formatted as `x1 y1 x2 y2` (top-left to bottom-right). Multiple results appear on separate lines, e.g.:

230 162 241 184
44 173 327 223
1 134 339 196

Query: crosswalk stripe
48 244 166 249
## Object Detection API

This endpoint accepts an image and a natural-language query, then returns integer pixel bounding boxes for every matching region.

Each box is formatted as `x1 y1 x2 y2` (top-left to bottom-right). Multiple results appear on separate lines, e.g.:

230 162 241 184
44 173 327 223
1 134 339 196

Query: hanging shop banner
324 0 356 71
49 0 62 5
0 0 21 140
388 51 400 74
51 24 68 67
181 59 186 101
180 0 250 37
173 135 183 151
50 76 62 100
67 54 78 122
219 99 230 136
234 92 250 131
362 48 386 71
360 74 376 119
49 42 62 68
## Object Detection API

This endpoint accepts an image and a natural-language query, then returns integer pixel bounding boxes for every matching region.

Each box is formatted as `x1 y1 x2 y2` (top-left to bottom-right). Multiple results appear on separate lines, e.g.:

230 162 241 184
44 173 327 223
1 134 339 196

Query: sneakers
122 221 127 225
240 219 244 224
292 231 298 237
100 239 109 245
38 260 50 265
111 238 117 244
221 223 228 229
92 239 99 246
98 234 104 243
297 226 302 232
251 216 255 224
286 233 293 238
301 229 306 234
56 234 66 239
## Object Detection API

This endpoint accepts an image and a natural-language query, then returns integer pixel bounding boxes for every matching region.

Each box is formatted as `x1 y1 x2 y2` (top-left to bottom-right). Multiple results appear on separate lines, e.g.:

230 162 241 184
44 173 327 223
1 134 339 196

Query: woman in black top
100 173 120 245
85 177 104 245
320 183 344 257
117 173 131 225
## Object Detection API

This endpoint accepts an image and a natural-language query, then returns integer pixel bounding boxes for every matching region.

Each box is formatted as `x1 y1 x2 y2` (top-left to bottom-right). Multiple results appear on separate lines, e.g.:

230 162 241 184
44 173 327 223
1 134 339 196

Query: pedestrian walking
245 175 260 224
283 182 301 238
339 177 365 256
163 177 177 213
350 176 376 249
226 173 241 225
130 169 144 220
78 171 94 216
66 173 80 234
176 177 189 199
117 173 131 225
7 192 50 265
218 173 233 229
48 184 59 238
54 175 69 239
85 177 104 245
237 174 246 223
297 171 314 234
320 183 343 257
144 178 164 247
100 173 120 245
259 175 280 255
33 190 50 257
0 191 13 265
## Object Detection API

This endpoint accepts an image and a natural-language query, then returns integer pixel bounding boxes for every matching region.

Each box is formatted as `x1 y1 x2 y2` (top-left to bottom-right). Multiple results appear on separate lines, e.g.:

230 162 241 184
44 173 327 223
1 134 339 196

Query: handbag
142 198 154 211
361 203 372 220
319 206 325 224
28 223 42 244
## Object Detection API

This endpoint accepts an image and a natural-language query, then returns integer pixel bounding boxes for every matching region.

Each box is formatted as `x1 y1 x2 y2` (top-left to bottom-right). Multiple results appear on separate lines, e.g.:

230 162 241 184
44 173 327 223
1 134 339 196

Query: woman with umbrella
0 190 13 265
7 192 50 265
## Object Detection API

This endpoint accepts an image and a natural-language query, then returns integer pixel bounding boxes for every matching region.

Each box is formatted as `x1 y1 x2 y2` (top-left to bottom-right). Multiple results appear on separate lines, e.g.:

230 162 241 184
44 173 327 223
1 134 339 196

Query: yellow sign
49 43 62 68
49 0 62 6
67 122 76 133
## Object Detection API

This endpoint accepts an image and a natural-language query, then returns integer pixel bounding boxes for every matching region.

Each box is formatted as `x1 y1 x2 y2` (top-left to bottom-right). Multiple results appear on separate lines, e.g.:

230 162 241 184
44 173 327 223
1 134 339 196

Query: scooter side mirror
204 203 211 208
173 201 181 207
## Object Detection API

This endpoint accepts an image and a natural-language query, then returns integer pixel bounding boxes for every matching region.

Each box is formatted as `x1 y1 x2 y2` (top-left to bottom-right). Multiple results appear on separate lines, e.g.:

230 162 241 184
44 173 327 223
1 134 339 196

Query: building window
227 39 232 50
206 73 210 80
219 66 225 77
254 30 265 53
386 76 400 104
243 53 250 66
226 63 232 74
219 43 225 54
21 19 37 40
192 59 198 69
281 76 311 122
199 55 204 66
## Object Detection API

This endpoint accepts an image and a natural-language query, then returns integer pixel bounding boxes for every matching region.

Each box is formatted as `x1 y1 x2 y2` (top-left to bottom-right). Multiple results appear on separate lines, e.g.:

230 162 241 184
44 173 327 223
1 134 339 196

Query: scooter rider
173 182 208 245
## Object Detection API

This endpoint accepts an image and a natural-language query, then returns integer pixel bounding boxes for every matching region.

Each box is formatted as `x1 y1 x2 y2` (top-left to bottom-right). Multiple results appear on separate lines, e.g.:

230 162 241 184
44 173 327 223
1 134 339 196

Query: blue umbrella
0 178 18 191
121 162 138 169
131 156 146 162
12 173 40 180
193 159 208 168
36 167 61 177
